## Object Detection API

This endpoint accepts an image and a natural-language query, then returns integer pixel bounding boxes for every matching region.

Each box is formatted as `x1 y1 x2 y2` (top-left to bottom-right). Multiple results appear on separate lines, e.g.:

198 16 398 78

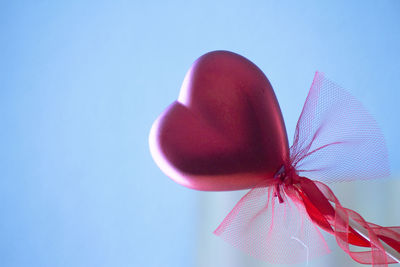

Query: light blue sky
1 1 399 267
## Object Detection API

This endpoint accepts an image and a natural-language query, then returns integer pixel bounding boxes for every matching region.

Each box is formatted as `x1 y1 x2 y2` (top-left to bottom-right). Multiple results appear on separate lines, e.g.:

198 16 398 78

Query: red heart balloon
149 51 289 191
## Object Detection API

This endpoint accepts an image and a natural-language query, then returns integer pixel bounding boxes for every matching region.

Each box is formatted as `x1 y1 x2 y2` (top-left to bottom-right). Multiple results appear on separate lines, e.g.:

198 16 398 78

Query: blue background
1 1 399 266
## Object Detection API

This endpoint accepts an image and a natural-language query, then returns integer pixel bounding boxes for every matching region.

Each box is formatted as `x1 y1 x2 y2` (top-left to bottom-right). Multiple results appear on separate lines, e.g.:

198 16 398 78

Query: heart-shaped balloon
149 51 289 191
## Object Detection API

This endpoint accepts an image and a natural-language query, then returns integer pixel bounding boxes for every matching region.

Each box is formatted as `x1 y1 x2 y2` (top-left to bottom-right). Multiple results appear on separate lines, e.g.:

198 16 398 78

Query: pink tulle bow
214 72 400 266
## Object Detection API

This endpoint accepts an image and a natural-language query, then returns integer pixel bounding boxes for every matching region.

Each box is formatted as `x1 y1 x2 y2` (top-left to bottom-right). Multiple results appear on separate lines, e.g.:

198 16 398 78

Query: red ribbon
214 72 400 266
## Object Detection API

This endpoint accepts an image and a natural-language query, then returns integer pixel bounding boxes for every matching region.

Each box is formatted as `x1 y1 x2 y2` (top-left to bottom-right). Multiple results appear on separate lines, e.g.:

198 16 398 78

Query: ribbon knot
273 164 301 203
273 165 293 202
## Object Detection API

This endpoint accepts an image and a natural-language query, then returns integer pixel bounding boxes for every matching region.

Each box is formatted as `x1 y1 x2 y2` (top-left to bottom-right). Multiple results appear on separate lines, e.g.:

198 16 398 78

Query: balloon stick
349 217 400 263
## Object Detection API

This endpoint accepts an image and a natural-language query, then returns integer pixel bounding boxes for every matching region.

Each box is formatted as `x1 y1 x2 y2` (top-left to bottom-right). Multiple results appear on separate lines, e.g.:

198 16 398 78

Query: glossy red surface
149 51 289 191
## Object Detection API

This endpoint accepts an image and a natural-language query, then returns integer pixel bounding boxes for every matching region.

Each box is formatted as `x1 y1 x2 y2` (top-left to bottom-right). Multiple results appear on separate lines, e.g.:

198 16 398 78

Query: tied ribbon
214 72 400 266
